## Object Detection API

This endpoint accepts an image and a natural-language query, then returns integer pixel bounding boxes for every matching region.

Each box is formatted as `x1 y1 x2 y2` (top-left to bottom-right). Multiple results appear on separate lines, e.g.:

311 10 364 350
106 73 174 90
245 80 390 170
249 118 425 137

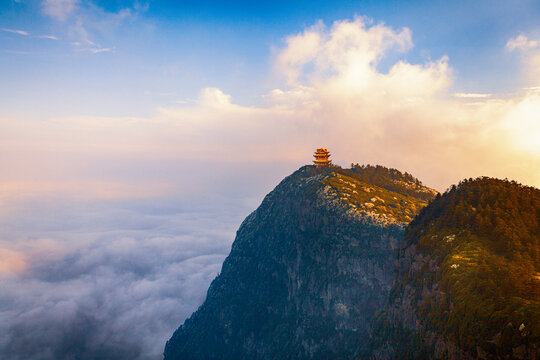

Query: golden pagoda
313 148 331 168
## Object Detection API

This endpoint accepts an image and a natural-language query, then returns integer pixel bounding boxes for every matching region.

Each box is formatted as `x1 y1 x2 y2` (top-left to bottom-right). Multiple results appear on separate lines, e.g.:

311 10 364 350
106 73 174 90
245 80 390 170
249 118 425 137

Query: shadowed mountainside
371 177 540 359
164 167 540 359
164 165 435 359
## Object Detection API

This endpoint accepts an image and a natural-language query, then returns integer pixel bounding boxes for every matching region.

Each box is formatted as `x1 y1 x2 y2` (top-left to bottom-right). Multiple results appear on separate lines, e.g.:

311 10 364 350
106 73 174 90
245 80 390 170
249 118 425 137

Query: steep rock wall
164 166 428 360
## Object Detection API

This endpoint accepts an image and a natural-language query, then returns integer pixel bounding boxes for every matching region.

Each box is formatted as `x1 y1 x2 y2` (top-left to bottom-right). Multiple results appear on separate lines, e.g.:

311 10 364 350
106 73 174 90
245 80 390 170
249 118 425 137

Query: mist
0 163 295 359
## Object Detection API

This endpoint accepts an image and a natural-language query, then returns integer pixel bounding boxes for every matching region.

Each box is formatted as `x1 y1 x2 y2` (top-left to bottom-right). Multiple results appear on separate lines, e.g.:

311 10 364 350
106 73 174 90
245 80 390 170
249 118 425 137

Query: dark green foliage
410 177 540 262
379 177 540 358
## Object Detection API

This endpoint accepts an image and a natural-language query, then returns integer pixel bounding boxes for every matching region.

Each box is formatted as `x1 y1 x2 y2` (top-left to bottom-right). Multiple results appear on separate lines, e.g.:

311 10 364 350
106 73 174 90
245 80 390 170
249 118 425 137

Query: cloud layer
3 17 539 196
507 33 540 82
162 17 538 189
0 195 252 360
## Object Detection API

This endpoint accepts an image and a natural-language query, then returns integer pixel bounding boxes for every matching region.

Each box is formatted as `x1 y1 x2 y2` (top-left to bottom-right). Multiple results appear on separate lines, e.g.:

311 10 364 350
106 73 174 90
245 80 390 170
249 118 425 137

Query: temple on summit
313 148 331 168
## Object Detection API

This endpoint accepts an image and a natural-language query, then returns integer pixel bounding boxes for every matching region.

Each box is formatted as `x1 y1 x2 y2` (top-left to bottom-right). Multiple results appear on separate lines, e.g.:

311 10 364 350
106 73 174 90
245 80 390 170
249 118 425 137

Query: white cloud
69 20 112 54
500 92 540 157
0 195 248 360
42 0 78 21
454 93 492 98
277 17 413 86
1 28 60 42
36 34 59 40
506 34 540 82
2 18 539 194
1 28 29 36
42 0 142 54
506 34 539 51
152 19 537 189
89 47 111 53
197 87 235 108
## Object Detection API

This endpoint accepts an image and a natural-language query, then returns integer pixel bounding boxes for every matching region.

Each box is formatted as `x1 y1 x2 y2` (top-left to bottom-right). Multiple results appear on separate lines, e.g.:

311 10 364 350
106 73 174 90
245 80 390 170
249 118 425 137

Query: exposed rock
164 165 434 360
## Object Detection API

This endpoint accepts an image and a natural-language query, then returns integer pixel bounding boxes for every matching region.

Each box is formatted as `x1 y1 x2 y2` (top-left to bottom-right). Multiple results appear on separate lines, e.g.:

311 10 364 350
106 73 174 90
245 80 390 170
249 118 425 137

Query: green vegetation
313 165 437 223
406 177 540 357
350 164 437 201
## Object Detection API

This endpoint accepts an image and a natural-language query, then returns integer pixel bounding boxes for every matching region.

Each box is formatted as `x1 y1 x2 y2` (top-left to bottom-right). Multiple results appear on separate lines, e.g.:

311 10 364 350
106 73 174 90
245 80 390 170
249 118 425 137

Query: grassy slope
316 165 437 224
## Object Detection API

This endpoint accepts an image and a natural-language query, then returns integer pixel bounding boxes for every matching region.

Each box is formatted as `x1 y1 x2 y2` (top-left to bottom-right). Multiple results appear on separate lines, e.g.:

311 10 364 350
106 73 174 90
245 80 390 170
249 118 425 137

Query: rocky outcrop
164 165 433 360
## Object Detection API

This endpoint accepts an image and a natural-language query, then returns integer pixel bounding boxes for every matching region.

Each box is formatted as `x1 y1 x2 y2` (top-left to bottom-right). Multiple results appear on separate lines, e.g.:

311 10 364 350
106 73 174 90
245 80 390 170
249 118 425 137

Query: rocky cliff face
164 165 435 360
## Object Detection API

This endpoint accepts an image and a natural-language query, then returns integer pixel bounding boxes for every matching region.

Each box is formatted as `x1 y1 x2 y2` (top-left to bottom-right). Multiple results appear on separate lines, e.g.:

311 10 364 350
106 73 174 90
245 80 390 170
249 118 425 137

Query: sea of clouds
0 192 259 359
0 156 296 359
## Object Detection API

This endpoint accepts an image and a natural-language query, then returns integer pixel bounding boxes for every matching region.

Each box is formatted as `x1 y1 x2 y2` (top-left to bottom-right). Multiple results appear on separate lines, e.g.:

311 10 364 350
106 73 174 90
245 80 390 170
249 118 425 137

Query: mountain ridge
164 165 539 359
371 177 540 359
164 164 436 359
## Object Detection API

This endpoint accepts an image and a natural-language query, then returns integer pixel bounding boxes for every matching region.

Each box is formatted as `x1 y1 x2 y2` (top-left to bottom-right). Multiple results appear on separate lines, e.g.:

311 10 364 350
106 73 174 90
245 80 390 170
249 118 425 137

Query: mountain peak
164 164 435 360
290 164 437 224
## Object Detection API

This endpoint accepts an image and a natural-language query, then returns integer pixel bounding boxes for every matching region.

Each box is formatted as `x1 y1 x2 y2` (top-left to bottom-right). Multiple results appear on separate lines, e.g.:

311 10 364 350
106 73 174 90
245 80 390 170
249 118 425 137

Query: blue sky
2 0 540 119
1 2 540 359
2 0 538 189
